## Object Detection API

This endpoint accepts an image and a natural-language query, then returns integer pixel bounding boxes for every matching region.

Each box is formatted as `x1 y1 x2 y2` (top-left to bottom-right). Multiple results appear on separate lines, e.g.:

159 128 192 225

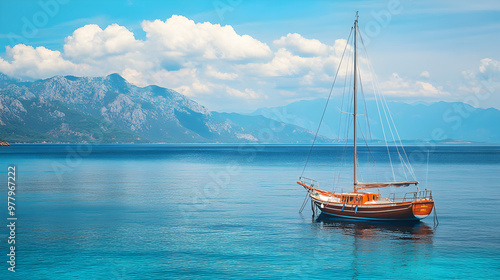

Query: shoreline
3 142 499 147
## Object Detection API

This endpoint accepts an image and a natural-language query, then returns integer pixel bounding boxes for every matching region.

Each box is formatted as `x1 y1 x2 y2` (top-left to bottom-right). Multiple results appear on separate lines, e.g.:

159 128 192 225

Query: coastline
2 142 499 147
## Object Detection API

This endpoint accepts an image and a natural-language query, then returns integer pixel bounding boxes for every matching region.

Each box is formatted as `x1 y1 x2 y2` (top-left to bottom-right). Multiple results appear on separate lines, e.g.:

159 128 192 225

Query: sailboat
297 12 435 221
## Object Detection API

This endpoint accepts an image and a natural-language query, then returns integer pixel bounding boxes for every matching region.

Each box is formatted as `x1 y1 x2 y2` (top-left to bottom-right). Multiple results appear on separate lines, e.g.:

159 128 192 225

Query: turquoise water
0 144 499 279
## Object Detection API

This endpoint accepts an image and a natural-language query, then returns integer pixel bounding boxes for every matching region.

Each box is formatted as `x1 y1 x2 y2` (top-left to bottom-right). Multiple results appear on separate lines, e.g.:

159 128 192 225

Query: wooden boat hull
312 197 434 221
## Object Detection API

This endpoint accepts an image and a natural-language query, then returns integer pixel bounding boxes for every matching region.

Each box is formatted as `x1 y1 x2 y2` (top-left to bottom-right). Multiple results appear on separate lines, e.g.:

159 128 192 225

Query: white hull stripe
319 211 420 221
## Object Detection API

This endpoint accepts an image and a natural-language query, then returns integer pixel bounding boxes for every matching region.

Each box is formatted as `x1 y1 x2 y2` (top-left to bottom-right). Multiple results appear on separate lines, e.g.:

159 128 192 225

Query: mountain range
0 73 325 143
1 72 499 144
253 97 500 143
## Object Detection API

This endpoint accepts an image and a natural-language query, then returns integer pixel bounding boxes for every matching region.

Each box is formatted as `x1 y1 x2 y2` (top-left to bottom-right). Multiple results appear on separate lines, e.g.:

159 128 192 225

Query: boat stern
412 200 434 219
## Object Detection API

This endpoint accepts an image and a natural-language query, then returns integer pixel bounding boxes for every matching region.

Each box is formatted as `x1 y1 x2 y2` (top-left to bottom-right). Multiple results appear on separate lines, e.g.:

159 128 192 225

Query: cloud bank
0 15 493 110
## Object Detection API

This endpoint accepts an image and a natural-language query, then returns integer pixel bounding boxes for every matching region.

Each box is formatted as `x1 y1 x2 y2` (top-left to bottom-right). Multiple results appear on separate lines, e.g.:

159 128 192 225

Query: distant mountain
252 98 500 143
0 73 327 143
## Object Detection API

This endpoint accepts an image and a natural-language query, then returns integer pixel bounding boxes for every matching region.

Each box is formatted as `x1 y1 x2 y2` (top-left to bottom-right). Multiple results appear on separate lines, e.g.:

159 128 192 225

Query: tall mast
353 12 358 191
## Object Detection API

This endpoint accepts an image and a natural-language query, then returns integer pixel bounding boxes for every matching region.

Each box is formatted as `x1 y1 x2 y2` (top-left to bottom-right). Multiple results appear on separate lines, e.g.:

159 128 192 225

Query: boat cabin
340 192 380 205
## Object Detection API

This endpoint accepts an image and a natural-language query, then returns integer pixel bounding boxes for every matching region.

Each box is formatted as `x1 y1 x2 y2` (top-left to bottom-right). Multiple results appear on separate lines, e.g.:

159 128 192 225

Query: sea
0 144 499 279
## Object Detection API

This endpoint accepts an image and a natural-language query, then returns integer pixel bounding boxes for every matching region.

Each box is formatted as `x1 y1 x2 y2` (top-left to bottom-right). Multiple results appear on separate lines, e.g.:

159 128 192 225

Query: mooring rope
299 192 310 213
433 205 439 227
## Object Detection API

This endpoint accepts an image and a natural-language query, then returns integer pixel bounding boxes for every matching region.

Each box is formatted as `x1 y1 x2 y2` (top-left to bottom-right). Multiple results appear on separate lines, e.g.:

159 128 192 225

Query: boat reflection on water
294 214 436 278
314 213 434 242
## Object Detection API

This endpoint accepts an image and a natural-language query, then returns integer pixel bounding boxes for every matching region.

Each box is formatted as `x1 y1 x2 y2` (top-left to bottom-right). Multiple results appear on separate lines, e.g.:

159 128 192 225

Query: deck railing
298 177 319 189
389 190 433 202
299 177 432 203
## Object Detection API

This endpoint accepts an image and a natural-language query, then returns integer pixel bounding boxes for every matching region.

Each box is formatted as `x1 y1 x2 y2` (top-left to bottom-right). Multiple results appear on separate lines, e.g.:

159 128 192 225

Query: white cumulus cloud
141 15 272 61
0 44 86 79
225 86 264 100
273 33 331 56
64 24 143 60
380 73 450 97
420 71 430 78
478 58 500 81
205 65 238 80
458 58 500 109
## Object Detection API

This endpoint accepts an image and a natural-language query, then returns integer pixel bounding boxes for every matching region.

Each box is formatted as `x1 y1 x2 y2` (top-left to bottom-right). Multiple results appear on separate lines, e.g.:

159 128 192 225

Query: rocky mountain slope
0 73 325 143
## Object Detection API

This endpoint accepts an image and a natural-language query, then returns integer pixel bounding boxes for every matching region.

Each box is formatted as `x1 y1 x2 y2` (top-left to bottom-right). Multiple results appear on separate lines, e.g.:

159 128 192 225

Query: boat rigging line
358 29 417 181
300 26 354 178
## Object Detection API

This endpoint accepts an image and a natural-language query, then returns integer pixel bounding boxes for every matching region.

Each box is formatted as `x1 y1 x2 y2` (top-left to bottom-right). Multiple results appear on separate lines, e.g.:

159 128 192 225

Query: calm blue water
0 144 499 279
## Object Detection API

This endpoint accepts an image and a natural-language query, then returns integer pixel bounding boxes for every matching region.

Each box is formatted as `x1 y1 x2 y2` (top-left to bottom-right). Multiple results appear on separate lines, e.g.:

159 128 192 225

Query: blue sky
0 0 499 111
